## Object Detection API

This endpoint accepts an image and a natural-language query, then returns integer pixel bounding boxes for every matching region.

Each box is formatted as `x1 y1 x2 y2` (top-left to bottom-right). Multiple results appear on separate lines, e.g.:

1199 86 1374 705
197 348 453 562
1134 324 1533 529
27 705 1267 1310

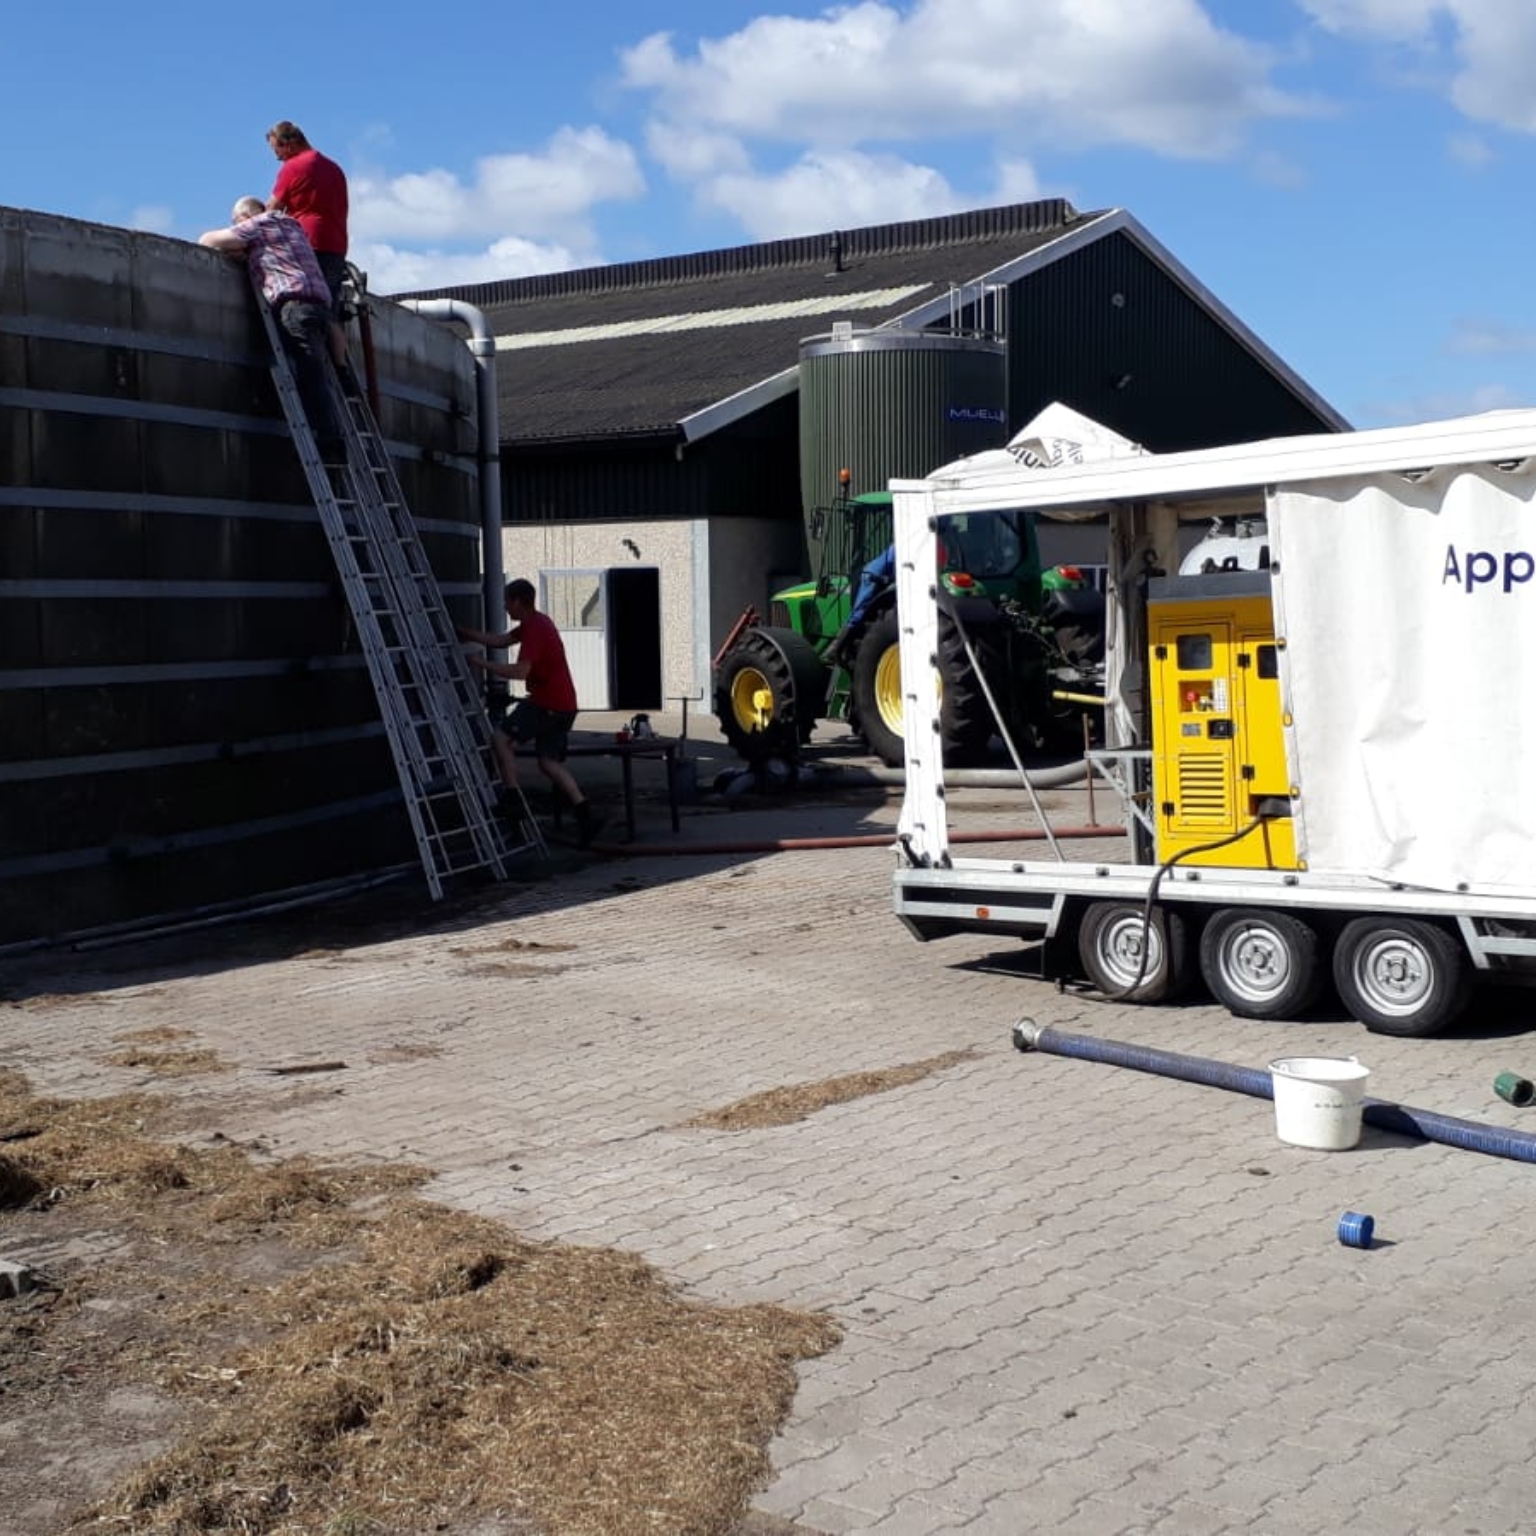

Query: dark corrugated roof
397 199 1111 445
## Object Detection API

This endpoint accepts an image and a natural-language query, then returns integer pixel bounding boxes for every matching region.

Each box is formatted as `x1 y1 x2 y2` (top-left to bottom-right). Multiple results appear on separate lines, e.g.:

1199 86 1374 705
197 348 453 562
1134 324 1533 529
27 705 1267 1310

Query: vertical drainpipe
398 299 506 637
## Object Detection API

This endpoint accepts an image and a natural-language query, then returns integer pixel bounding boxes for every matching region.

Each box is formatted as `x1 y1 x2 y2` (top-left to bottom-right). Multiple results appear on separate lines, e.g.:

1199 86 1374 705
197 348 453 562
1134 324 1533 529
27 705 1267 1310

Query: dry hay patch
0 1071 840 1535
7 991 114 1013
464 961 574 980
100 1045 227 1077
449 938 579 958
450 937 578 979
103 1025 225 1077
114 1207 839 1534
682 1049 979 1131
367 1042 446 1065
112 1026 196 1045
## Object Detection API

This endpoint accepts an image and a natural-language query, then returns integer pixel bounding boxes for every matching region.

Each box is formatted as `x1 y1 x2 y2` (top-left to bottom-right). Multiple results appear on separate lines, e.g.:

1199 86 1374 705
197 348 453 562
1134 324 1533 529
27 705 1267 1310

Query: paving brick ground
8 716 1536 1534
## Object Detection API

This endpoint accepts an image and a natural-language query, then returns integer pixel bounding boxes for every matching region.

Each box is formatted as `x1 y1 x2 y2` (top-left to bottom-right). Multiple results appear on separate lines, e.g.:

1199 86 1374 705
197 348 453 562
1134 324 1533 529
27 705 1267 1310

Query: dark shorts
316 251 347 312
501 700 576 761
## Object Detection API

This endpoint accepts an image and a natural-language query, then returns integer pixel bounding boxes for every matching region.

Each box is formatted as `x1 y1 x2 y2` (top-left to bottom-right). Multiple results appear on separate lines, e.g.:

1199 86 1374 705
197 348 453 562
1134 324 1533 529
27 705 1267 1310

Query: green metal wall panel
798 330 1007 560
0 205 481 945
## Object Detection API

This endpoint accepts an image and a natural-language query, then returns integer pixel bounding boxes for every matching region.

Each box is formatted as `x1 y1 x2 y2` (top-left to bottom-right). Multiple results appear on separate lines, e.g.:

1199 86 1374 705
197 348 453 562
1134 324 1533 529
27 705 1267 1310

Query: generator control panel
1147 572 1299 870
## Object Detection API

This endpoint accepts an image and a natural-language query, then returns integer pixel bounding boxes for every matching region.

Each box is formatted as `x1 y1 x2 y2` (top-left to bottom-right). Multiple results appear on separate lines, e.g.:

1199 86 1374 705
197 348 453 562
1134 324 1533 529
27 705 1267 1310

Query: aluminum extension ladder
253 289 546 896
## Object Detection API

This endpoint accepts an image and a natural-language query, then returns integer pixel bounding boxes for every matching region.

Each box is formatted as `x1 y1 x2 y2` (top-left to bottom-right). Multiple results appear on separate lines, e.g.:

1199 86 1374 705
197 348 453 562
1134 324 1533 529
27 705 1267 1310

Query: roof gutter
678 364 799 445
397 298 505 630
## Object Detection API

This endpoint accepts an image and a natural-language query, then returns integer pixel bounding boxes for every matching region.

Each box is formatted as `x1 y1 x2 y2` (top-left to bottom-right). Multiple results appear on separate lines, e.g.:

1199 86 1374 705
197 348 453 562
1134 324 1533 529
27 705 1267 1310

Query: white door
540 569 609 709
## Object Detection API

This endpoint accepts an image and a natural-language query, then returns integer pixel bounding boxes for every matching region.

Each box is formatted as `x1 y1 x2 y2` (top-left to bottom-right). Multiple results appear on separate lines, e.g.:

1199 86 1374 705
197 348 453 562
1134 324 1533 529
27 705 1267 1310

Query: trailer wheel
1078 901 1192 1004
1199 908 1323 1020
714 626 824 762
1332 917 1473 1038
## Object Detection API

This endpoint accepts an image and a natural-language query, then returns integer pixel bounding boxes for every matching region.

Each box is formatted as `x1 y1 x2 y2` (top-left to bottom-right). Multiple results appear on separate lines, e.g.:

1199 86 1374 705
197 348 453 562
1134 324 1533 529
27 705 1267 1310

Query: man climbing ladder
199 198 344 460
458 580 605 848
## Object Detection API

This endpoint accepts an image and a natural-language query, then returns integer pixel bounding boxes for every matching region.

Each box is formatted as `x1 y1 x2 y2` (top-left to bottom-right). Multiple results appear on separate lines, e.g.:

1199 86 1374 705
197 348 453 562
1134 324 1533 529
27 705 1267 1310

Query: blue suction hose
1012 1020 1536 1165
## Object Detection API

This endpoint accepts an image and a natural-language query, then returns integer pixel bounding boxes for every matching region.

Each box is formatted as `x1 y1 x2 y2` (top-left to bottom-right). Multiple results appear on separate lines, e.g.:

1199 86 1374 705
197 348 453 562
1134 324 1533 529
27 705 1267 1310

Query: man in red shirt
266 120 348 362
266 122 348 293
458 579 602 845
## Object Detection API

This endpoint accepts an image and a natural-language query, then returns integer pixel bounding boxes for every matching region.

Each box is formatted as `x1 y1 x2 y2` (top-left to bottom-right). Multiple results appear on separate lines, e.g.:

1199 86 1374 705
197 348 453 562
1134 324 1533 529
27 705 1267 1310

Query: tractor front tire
714 626 825 763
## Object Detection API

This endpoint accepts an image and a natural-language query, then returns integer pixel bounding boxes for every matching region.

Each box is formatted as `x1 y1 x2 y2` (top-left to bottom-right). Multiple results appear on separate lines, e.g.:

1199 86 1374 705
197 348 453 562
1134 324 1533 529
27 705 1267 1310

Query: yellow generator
1147 571 1299 870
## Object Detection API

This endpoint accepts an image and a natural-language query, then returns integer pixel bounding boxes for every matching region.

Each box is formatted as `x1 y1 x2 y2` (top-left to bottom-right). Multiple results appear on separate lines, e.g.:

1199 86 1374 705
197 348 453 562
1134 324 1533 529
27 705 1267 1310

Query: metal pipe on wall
399 298 506 635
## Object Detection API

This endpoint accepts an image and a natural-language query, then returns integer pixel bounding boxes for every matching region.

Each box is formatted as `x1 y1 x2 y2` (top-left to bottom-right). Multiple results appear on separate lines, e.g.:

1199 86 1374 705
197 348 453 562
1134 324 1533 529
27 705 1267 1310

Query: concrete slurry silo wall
0 205 484 948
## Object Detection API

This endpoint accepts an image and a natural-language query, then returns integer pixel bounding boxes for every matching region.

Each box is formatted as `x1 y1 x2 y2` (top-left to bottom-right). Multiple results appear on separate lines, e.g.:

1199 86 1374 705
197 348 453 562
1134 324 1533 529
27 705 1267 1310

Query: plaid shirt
234 210 331 307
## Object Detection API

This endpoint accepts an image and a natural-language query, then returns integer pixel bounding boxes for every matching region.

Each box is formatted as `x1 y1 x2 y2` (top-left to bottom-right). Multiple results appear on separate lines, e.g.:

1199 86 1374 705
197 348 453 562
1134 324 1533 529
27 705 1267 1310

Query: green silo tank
798 327 1007 562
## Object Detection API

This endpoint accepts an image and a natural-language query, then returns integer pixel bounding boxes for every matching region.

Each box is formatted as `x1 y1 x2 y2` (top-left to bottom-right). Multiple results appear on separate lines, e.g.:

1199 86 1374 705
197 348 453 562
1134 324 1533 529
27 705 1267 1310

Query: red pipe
586 824 1120 857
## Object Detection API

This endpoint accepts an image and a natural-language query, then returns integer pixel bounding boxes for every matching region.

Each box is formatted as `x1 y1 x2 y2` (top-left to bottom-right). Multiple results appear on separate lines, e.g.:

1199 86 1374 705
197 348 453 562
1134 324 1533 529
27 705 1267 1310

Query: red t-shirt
512 611 578 712
271 148 349 256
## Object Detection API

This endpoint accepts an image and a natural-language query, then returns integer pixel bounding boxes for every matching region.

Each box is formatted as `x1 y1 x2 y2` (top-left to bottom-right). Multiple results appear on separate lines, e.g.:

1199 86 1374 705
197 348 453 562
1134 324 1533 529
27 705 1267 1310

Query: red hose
587 825 1119 857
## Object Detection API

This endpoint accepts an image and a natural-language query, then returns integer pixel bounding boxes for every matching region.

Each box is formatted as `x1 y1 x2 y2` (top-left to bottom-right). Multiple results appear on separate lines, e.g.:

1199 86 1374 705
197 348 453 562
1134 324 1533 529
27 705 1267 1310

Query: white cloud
992 159 1046 205
1249 149 1308 189
130 204 175 233
704 151 960 239
1299 1 1536 133
1447 317 1536 355
1444 10 1536 130
1369 379 1530 424
695 149 1048 241
1299 1 1441 42
624 0 1318 162
645 122 750 181
351 126 645 248
356 236 585 296
1447 131 1494 166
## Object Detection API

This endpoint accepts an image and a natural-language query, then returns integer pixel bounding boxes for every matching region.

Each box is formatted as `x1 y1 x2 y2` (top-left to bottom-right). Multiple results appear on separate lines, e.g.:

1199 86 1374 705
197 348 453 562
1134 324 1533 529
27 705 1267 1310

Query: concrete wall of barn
500 515 802 716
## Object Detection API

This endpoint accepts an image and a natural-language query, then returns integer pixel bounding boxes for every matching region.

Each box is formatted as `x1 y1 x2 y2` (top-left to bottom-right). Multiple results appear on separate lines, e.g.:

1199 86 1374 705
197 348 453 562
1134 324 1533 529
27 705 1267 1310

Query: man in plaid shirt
200 197 344 460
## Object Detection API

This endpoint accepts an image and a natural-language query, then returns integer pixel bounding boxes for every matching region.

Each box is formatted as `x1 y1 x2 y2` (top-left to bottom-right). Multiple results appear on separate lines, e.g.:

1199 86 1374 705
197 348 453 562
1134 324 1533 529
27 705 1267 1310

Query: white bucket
1268 1056 1370 1150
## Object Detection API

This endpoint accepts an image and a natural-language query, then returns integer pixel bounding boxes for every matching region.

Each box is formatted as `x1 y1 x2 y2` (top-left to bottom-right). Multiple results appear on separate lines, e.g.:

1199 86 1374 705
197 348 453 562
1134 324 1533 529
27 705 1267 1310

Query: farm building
405 197 1345 712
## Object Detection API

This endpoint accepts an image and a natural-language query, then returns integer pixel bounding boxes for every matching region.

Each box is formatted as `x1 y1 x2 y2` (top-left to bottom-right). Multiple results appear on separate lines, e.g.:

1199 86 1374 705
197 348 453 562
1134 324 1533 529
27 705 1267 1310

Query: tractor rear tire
850 610 905 767
848 604 1008 768
714 626 825 763
936 607 1000 766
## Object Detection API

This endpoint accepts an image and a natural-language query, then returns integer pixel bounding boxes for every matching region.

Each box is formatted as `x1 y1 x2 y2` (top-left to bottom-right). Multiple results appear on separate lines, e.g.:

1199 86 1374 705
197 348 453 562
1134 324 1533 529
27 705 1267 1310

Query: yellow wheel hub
874 644 904 734
730 666 776 731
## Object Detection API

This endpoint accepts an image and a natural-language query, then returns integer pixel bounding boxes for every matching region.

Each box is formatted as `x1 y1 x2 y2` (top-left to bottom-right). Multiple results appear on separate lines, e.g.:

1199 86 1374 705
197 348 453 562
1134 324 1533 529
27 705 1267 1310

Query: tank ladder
253 290 546 897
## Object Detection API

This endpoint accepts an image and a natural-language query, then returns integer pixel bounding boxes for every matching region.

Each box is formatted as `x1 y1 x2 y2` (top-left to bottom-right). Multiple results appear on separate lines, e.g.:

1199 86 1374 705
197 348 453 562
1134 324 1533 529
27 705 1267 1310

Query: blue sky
8 1 1535 428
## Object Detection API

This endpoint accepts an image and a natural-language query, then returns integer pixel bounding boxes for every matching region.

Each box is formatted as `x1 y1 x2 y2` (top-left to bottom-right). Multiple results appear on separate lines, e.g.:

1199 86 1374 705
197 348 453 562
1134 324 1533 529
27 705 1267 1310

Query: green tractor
713 488 1104 767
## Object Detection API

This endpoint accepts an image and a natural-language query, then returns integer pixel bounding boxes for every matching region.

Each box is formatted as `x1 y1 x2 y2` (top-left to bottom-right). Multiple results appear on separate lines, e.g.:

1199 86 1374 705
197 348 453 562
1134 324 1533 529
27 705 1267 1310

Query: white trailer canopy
1274 457 1536 894
892 407 1536 892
